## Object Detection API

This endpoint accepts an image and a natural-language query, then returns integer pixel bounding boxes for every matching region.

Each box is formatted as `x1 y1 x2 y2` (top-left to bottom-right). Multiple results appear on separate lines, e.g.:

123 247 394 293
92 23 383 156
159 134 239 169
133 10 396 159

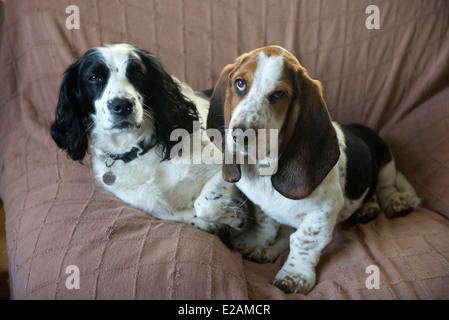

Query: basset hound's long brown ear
207 64 241 182
271 66 340 200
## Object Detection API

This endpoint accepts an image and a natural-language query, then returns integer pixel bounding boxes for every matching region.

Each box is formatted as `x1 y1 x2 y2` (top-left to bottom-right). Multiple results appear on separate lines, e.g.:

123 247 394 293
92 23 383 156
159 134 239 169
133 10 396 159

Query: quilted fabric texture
0 0 448 299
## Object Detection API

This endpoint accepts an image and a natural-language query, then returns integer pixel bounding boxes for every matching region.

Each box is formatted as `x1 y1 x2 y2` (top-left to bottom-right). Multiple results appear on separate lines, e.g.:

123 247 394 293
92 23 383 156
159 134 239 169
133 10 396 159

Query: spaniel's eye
89 75 102 83
235 79 247 96
268 90 287 103
131 70 144 79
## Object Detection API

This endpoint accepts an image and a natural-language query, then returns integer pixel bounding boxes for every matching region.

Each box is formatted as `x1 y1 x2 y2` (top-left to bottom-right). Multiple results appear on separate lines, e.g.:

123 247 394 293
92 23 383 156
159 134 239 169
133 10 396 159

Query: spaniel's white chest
92 148 216 216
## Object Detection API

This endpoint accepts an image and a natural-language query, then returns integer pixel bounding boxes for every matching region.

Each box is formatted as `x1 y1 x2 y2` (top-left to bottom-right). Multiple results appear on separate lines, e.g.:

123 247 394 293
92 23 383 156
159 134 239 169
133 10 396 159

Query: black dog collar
102 139 156 186
109 139 156 164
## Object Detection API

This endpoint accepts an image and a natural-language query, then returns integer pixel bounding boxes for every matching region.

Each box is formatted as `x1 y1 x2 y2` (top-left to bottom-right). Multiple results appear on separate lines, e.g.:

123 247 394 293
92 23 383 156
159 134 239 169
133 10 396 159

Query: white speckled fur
222 46 420 294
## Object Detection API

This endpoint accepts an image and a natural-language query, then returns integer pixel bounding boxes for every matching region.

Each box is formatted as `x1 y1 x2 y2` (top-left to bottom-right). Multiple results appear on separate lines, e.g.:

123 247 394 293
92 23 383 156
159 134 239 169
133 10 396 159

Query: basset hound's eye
88 75 103 83
268 90 287 103
235 78 247 96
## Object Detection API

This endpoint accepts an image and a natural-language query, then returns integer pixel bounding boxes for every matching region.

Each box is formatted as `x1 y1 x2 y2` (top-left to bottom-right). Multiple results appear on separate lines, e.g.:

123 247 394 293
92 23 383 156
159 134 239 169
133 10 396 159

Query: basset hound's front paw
273 268 316 295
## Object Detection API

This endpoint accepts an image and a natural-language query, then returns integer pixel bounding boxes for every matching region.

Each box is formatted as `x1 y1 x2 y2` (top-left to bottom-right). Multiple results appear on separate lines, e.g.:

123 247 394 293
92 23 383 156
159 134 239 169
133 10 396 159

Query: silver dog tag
103 171 116 186
103 156 116 185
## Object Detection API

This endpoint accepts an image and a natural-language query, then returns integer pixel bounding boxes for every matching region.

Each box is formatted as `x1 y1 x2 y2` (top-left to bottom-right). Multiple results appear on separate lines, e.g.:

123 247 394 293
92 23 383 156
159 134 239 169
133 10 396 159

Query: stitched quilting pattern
0 0 448 299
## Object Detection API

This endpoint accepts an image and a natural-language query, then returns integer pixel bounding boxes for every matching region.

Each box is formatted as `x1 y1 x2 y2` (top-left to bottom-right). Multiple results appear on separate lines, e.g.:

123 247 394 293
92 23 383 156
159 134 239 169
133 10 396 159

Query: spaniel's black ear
207 64 241 183
137 49 199 161
271 66 340 200
50 58 92 161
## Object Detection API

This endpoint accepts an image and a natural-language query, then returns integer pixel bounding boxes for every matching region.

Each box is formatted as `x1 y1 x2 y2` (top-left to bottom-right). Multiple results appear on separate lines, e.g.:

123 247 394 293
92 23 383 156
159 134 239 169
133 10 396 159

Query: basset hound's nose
232 125 256 147
232 126 247 142
108 98 133 117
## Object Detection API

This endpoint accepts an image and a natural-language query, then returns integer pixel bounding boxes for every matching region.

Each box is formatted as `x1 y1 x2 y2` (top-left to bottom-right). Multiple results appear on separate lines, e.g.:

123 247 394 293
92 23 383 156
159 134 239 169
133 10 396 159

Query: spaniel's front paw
239 245 280 263
194 192 247 232
189 217 219 233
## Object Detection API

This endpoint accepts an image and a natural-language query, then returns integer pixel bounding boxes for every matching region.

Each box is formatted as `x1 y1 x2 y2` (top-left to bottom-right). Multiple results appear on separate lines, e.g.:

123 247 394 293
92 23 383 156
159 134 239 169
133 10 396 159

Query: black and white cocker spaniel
51 43 247 232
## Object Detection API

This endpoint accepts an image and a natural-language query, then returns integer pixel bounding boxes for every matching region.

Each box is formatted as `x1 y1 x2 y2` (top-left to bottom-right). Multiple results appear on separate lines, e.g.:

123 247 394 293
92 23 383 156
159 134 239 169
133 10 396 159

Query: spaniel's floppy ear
271 67 340 200
207 64 241 182
50 59 93 161
137 49 199 161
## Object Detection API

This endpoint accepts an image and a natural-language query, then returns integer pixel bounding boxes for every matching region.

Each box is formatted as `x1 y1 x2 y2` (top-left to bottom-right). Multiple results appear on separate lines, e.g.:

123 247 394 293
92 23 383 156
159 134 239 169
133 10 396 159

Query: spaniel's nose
108 98 133 116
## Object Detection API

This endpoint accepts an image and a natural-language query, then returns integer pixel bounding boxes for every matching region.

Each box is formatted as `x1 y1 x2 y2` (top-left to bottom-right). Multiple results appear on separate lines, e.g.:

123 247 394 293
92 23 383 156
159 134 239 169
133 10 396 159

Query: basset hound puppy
207 46 421 294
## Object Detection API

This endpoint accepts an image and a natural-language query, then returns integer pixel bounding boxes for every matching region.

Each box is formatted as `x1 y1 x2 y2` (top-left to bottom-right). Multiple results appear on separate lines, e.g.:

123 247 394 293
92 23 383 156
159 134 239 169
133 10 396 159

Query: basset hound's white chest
236 125 368 228
236 162 344 228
